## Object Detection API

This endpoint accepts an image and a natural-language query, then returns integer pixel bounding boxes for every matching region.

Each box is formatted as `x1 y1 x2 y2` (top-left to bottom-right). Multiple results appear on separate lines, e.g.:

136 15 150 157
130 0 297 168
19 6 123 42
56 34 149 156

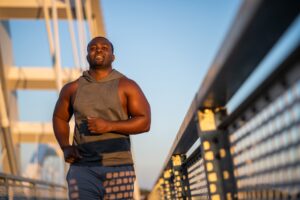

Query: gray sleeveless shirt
72 69 133 166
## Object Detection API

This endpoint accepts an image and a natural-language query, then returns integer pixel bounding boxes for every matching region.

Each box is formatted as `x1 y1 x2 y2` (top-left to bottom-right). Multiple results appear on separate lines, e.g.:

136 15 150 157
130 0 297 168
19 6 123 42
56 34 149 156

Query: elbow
133 114 151 133
142 108 151 132
144 125 150 132
143 118 151 132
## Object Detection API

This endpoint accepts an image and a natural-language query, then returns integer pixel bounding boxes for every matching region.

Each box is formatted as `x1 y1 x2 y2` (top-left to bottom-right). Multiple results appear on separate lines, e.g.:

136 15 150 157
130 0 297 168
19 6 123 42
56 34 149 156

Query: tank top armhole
72 78 83 108
116 78 129 120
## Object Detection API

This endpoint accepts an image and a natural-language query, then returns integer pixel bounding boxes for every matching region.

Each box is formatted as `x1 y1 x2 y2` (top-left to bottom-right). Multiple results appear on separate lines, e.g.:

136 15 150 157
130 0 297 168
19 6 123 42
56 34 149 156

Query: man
52 36 151 200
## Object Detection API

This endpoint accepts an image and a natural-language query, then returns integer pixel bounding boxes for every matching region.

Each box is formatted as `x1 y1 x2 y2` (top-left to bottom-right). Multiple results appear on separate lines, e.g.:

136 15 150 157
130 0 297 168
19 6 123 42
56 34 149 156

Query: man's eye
90 46 96 50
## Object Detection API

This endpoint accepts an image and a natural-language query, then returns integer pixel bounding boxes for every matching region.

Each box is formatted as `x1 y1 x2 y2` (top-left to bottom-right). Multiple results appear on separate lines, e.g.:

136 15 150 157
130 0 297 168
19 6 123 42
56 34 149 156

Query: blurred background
1 0 299 199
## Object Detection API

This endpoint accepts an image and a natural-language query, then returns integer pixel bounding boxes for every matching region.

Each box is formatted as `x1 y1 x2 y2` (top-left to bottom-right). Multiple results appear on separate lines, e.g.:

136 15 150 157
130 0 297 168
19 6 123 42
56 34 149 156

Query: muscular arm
52 83 74 148
53 82 81 163
88 78 151 135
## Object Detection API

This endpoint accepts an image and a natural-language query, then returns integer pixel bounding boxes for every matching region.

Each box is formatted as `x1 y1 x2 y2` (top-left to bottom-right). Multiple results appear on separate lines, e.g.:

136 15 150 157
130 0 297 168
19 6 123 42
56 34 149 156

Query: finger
87 124 93 131
87 119 92 125
73 148 79 156
66 158 73 162
75 154 82 160
66 158 74 163
87 123 95 131
87 118 92 124
65 155 74 161
87 116 95 121
75 152 83 159
90 127 96 133
88 121 95 129
88 123 97 130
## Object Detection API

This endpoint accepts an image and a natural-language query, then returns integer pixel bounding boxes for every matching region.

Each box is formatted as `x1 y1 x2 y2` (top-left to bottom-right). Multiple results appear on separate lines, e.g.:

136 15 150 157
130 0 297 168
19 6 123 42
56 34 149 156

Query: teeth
96 55 103 60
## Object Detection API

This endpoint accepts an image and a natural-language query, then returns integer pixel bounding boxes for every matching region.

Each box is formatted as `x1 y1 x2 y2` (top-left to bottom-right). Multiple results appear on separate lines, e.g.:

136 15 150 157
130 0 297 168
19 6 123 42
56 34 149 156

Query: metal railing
0 172 67 200
149 0 300 199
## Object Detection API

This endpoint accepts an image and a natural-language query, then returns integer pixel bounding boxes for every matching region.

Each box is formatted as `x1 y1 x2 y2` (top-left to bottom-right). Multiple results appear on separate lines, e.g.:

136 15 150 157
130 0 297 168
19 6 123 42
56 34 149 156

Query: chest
72 81 127 119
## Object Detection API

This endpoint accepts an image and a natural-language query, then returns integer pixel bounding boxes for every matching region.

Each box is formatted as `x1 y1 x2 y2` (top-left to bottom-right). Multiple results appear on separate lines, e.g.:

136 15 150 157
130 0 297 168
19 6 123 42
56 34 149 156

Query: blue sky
10 1 244 189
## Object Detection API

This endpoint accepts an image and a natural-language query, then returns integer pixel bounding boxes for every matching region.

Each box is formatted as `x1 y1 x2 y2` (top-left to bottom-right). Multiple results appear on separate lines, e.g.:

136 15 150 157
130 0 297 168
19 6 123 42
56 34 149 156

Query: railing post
171 154 190 200
197 108 237 200
147 178 164 200
33 182 38 200
162 169 175 200
4 177 10 200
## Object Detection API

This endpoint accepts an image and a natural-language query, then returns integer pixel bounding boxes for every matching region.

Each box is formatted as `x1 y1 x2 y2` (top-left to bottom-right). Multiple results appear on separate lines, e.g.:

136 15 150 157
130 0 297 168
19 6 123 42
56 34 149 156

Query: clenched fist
62 145 82 163
87 117 111 134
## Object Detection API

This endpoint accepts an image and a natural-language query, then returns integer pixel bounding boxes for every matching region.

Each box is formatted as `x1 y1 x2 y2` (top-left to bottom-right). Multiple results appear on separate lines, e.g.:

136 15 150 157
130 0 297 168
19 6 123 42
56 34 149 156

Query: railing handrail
0 172 67 189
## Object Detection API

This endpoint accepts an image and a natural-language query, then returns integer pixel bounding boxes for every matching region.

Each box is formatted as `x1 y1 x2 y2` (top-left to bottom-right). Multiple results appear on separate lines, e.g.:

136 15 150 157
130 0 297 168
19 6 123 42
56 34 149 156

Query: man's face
87 38 115 69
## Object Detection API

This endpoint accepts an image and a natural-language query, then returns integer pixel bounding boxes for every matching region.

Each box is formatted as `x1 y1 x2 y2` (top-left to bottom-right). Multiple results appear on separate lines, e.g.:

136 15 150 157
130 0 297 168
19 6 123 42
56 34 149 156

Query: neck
88 66 113 81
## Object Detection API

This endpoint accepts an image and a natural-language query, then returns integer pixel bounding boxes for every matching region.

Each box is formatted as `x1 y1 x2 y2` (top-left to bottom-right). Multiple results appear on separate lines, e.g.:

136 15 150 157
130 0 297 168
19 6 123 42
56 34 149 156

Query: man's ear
112 55 115 62
86 55 90 62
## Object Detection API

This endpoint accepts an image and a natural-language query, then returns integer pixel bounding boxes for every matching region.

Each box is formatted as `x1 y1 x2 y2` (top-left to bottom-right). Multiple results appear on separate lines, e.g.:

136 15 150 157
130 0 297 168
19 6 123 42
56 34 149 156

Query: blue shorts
66 165 136 200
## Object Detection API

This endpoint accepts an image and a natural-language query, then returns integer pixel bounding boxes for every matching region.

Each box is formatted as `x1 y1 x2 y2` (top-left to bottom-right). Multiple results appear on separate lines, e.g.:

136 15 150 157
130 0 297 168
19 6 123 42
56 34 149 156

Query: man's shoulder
119 76 142 95
119 76 138 87
61 79 79 95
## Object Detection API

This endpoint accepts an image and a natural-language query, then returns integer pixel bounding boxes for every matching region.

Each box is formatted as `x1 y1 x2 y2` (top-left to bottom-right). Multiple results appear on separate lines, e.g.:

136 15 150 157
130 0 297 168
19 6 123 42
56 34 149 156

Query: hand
87 117 111 134
62 145 82 163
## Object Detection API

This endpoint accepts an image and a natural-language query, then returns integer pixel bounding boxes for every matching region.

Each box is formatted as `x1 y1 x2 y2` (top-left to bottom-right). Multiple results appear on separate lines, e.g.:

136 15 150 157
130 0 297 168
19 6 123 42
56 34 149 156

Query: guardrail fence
149 1 300 199
0 172 67 200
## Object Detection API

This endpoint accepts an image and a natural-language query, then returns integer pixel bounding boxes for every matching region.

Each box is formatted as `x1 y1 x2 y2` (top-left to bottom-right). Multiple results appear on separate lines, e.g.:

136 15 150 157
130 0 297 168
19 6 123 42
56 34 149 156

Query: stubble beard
89 62 111 70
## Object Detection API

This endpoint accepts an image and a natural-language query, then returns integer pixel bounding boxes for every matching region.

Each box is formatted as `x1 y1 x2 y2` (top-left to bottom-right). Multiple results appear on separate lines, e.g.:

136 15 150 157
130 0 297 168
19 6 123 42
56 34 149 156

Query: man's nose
96 48 102 53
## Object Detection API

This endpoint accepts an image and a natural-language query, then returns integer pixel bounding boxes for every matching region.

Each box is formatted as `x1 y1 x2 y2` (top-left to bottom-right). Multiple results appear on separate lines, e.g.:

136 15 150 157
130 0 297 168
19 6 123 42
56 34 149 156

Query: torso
69 70 134 166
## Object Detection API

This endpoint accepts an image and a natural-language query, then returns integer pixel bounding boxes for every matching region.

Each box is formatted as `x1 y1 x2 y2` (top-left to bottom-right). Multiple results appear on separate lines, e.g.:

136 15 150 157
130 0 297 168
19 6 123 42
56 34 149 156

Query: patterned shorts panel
103 168 136 200
66 165 135 200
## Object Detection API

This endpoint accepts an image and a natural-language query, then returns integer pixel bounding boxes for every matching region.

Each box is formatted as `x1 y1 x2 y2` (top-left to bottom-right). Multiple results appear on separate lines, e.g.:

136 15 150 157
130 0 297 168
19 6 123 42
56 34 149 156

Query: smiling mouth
95 55 104 61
